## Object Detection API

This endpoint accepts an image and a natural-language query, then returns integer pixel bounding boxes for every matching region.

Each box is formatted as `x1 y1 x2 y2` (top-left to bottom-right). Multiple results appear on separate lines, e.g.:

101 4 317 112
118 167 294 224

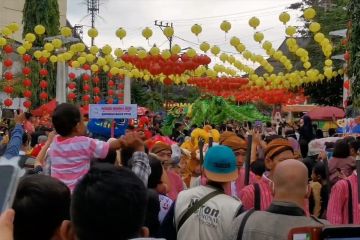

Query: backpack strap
177 190 222 231
237 209 256 240
254 183 261 210
346 179 353 224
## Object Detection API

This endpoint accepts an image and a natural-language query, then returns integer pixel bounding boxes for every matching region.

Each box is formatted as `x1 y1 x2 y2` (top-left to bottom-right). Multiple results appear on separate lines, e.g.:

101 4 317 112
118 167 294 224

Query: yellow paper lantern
1 27 12 36
325 59 333 66
249 17 260 29
88 28 98 38
243 50 252 60
142 27 153 40
128 46 137 56
116 27 127 39
309 22 321 33
25 33 36 43
200 42 210 53
114 48 124 58
17 46 26 55
52 38 62 49
34 50 42 59
163 27 174 38
57 54 65 62
91 64 99 72
8 22 19 33
304 7 316 20
97 57 107 66
314 33 325 43
191 24 202 36
210 45 220 56
230 36 240 47
44 43 54 52
102 45 112 55
236 43 246 53
78 56 86 65
60 27 72 37
161 50 171 60
90 45 99 55
0 37 7 46
253 32 264 43
34 25 46 35
86 54 95 63
63 52 72 61
110 67 119 75
303 62 311 69
171 44 181 54
220 20 231 33
286 26 297 36
186 48 197 58
338 69 344 75
50 55 58 63
150 46 160 56
220 53 228 62
72 61 80 68
42 50 50 58
279 12 290 24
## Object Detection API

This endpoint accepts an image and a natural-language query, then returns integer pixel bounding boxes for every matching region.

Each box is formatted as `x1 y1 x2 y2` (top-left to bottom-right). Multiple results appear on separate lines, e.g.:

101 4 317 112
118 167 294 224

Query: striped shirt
327 171 360 224
49 135 109 191
239 173 273 210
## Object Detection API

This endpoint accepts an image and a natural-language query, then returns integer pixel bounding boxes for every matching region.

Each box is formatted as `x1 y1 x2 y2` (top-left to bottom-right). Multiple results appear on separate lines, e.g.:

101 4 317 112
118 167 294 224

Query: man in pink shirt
327 170 360 224
240 138 295 210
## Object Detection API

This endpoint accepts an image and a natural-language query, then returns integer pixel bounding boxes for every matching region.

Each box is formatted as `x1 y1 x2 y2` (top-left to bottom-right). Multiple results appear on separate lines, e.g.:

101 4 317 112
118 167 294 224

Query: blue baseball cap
204 145 238 182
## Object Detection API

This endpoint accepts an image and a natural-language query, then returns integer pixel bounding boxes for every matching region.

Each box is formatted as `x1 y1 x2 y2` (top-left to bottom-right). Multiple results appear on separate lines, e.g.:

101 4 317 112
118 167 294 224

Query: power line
154 21 174 49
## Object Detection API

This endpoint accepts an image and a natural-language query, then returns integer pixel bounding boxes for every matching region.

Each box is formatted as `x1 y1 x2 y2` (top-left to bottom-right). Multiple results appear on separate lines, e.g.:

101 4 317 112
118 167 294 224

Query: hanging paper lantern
314 33 325 43
93 86 100 94
44 43 54 52
279 12 290 24
87 28 98 38
164 77 173 85
161 50 171 60
286 26 296 36
220 21 231 33
304 7 316 20
39 56 48 65
40 80 48 89
52 38 62 49
210 45 220 56
83 84 90 92
4 86 14 94
200 42 210 53
325 59 333 66
249 17 260 29
23 79 32 87
127 46 137 56
3 59 13 68
4 99 13 107
150 46 160 56
191 24 202 36
91 64 99 72
68 72 76 80
1 27 12 36
94 96 101 103
49 55 58 63
171 44 181 54
68 92 76 100
22 67 31 75
23 90 32 98
82 74 90 81
163 26 174 38
186 48 197 58
39 69 49 77
23 41 32 50
102 44 112 55
0 37 7 46
25 33 36 43
8 23 20 33
107 98 114 104
17 46 26 55
309 22 321 33
60 27 72 37
23 101 31 109
116 27 127 39
4 72 13 81
39 92 48 100
34 25 46 35
142 27 153 40
3 44 13 54
83 95 91 102
68 82 76 90
253 32 264 43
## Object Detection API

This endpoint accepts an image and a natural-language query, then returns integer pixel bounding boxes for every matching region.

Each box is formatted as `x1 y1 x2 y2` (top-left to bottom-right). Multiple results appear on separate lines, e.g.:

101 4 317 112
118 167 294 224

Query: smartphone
288 227 322 240
322 226 360 239
0 165 19 213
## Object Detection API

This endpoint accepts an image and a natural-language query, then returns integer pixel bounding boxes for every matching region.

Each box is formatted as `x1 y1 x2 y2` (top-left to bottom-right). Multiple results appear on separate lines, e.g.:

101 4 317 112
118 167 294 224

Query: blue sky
67 0 302 66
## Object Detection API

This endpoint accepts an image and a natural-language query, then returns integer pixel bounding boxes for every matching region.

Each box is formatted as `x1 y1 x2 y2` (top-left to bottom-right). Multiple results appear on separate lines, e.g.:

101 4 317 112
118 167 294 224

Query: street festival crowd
0 103 359 240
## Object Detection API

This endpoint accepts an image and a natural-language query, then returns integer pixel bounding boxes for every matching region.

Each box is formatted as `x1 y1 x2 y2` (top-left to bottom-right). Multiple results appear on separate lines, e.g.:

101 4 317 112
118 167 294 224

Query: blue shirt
4 124 24 160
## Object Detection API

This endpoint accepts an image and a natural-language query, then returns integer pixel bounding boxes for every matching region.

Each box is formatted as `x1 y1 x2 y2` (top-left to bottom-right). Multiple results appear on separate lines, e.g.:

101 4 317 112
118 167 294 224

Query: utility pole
87 0 100 46
154 20 174 49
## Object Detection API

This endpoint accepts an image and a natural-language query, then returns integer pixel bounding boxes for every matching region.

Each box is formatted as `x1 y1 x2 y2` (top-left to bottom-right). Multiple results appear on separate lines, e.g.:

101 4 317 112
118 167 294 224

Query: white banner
89 104 138 119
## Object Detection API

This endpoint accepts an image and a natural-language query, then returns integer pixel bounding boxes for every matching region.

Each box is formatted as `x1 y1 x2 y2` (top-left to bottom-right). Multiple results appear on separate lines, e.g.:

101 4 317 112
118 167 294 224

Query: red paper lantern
82 74 90 81
93 87 100 94
40 80 48 89
118 83 124 89
23 100 32 109
39 56 48 65
108 89 114 96
108 80 115 87
22 67 31 75
4 72 13 81
107 73 113 78
39 92 48 100
4 59 13 68
164 77 173 85
23 54 32 63
93 76 100 84
68 92 76 100
83 84 90 92
119 100 124 104
83 94 90 102
4 86 13 94
4 98 13 107
68 82 76 90
94 96 101 103
23 90 32 98
23 79 32 87
39 69 49 77
344 80 350 90
68 72 76 79
83 64 90 70
107 98 114 104
118 92 124 98
3 45 13 54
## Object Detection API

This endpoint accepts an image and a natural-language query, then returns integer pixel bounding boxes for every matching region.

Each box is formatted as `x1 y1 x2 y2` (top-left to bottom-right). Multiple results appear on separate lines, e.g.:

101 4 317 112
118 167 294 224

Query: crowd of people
0 103 359 240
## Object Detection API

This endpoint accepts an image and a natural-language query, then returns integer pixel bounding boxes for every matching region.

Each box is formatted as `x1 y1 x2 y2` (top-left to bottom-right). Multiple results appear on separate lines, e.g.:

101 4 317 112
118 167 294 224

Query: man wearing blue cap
174 145 243 240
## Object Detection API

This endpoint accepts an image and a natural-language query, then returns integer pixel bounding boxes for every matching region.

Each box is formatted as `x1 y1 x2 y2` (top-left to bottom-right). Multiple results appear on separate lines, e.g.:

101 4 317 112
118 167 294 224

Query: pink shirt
327 172 360 224
49 136 109 191
224 168 257 198
167 170 184 201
